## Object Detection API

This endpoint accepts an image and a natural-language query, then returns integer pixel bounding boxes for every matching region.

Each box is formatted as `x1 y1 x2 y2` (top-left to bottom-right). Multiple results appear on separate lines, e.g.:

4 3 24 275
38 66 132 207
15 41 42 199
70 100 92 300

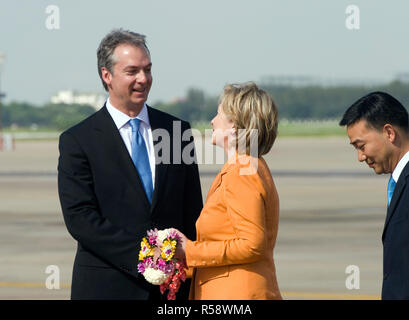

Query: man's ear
383 124 397 143
101 67 112 88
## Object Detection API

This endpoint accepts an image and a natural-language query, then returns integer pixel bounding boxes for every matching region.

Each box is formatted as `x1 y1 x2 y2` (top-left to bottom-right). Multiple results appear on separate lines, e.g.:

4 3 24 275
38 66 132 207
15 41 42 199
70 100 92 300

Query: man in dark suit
58 29 203 300
340 92 409 299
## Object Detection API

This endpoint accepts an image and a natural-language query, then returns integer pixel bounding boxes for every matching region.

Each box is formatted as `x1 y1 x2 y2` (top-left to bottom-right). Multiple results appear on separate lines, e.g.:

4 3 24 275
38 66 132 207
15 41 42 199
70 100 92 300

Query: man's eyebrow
350 139 362 146
124 62 152 70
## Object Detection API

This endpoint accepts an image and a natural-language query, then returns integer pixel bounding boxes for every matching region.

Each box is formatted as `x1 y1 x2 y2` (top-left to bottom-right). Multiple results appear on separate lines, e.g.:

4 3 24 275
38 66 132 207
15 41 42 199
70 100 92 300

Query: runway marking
0 282 381 299
282 291 380 300
0 282 70 289
0 170 377 178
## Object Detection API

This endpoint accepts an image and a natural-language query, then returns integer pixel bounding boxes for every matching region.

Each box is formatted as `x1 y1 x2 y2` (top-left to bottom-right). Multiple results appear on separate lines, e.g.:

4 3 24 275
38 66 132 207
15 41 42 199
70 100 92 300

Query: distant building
50 90 107 110
260 75 318 87
395 73 409 83
260 75 383 87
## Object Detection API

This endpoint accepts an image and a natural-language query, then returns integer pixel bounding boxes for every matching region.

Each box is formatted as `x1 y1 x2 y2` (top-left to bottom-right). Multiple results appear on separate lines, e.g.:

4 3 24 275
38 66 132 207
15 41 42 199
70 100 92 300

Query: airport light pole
0 52 5 144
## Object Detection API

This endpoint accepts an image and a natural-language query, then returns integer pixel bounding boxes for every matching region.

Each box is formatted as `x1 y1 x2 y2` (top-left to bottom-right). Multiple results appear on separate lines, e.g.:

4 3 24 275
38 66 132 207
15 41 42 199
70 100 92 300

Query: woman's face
210 104 235 148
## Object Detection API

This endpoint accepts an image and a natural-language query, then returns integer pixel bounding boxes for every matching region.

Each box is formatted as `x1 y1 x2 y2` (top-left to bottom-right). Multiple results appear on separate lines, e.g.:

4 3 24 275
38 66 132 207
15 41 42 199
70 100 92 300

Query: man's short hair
339 91 409 132
97 29 149 91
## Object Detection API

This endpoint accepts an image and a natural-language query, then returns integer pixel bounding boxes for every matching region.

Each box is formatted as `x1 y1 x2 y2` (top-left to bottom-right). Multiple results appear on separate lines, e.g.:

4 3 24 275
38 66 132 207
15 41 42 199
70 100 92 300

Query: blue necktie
129 118 153 204
387 175 396 206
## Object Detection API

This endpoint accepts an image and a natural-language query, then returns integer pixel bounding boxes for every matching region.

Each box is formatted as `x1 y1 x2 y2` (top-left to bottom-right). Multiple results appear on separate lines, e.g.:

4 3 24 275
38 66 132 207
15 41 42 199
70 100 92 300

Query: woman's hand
170 228 188 260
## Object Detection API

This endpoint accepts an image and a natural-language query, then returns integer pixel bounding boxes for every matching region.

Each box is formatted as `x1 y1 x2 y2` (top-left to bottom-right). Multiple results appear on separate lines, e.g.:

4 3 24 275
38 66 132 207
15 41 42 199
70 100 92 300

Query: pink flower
138 228 188 300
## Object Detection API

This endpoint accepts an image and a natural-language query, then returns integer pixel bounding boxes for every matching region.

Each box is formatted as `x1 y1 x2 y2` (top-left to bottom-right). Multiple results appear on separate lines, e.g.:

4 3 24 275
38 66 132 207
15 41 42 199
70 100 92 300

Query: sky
0 0 408 105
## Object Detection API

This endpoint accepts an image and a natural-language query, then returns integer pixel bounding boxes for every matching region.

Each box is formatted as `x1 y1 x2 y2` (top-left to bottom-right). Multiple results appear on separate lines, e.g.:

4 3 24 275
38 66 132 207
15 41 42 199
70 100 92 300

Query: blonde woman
175 82 282 300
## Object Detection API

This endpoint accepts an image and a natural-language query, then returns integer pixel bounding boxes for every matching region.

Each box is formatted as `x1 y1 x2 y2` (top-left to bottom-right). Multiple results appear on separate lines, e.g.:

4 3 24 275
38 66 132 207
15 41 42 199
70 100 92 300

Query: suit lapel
382 162 409 241
147 106 169 214
205 162 232 201
92 105 151 210
206 173 222 200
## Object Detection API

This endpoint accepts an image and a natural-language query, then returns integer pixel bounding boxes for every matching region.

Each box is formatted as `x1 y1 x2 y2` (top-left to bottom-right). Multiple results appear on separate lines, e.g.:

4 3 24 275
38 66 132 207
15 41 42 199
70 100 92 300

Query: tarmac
0 135 388 299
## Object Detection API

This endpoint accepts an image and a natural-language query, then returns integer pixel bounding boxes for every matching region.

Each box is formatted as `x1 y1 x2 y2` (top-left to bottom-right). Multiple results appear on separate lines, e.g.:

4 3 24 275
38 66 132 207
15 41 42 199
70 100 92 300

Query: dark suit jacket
58 105 203 300
382 161 409 299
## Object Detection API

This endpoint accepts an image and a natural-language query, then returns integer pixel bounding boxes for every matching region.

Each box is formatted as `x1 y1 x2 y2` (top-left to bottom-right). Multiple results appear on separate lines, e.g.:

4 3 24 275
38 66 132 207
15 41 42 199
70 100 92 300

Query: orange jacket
185 155 282 300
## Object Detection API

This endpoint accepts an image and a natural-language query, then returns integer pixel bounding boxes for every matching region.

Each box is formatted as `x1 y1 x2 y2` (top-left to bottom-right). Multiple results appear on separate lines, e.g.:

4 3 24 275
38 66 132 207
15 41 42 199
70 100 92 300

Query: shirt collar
392 150 409 182
106 97 150 130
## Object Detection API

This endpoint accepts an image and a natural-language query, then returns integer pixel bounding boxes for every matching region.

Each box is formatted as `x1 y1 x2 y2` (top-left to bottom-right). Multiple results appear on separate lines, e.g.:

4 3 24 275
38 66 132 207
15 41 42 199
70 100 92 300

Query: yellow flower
139 238 154 260
161 239 177 261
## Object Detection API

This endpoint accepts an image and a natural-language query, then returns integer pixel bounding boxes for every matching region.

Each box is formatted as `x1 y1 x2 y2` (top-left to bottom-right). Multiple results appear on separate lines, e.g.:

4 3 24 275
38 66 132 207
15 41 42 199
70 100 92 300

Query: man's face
103 44 152 110
347 119 394 174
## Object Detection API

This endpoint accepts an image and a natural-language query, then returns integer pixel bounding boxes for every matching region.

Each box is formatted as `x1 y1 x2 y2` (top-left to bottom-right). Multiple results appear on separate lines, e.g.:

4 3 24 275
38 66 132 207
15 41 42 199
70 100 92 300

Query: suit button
384 273 388 280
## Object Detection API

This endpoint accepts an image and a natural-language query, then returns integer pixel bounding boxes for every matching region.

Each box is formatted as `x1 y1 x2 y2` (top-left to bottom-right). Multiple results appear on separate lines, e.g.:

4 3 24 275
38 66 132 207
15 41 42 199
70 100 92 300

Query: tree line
2 80 409 131
1 102 96 131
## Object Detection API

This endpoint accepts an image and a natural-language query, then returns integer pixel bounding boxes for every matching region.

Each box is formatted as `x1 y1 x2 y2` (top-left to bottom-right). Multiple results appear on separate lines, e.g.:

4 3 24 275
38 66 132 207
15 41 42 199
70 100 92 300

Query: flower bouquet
137 228 187 300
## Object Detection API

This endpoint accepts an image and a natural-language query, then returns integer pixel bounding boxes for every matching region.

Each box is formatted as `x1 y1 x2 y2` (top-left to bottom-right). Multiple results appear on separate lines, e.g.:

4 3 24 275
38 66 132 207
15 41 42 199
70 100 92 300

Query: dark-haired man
58 29 203 299
340 91 409 299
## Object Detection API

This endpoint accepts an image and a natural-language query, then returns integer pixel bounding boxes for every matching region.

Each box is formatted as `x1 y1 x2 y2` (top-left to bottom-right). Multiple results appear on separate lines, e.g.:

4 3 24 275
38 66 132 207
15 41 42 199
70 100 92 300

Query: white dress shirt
105 98 156 186
392 150 409 183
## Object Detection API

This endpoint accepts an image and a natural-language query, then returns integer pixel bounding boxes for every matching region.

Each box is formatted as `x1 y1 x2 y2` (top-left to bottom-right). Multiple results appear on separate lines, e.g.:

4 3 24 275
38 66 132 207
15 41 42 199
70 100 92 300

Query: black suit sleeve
181 122 203 241
171 122 202 300
58 131 146 277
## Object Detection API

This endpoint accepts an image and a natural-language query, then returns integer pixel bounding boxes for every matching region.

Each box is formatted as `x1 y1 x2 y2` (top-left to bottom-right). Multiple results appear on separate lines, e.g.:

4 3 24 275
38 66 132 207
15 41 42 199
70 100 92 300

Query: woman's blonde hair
219 82 278 157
